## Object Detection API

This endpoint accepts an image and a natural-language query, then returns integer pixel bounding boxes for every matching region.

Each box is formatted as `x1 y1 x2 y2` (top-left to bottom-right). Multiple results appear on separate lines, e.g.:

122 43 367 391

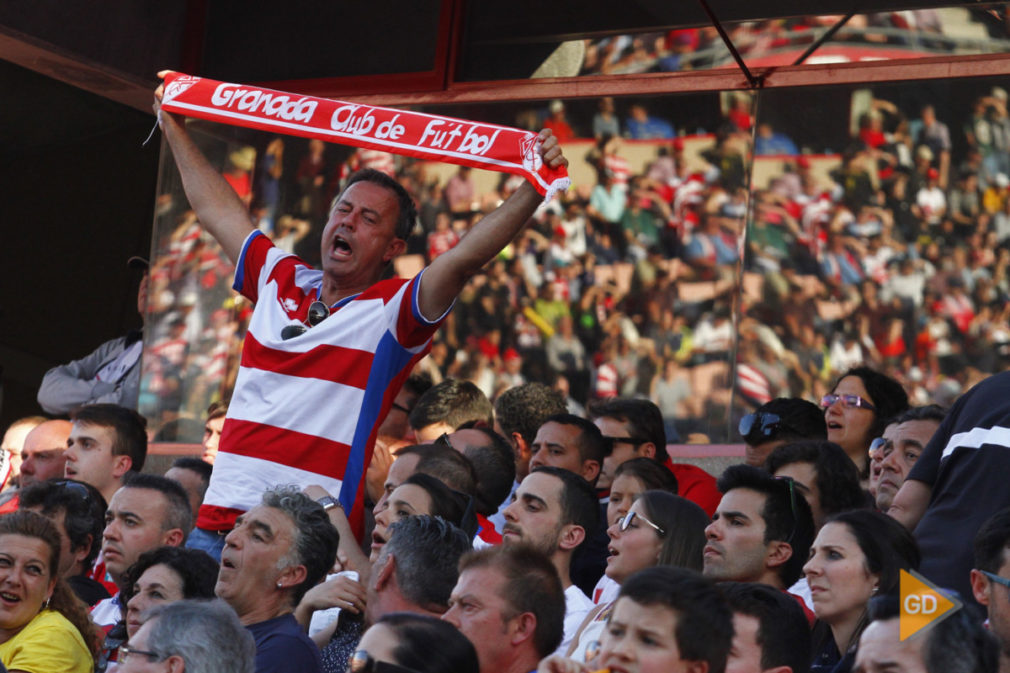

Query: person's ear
514 434 530 462
384 237 407 263
558 525 586 552
508 611 537 647
971 569 992 607
765 540 793 570
72 535 93 567
166 654 186 673
111 455 132 480
374 553 397 591
639 442 657 459
276 563 308 591
162 528 185 548
581 460 601 484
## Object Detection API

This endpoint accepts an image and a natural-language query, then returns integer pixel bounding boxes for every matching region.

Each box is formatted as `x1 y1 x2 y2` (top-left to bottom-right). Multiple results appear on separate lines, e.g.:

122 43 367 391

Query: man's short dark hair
764 440 867 519
975 508 1010 573
72 404 147 473
206 398 229 421
459 428 516 516
717 464 815 587
531 466 599 535
744 397 827 444
384 515 472 612
171 457 213 486
408 445 478 497
889 404 947 426
19 479 107 568
867 595 999 673
402 372 434 403
494 383 567 447
618 567 733 673
169 452 213 501
588 397 670 464
459 545 565 658
541 413 609 470
123 473 193 536
261 486 340 606
721 582 811 673
344 168 417 241
409 379 493 431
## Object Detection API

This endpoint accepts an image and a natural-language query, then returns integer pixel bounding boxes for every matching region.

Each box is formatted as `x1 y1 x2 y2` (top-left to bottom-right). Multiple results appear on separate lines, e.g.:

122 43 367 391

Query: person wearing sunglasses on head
738 398 826 468
703 465 817 625
765 440 866 531
564 491 708 664
156 77 568 563
349 613 478 673
589 397 721 518
821 367 908 479
866 405 944 513
18 478 109 606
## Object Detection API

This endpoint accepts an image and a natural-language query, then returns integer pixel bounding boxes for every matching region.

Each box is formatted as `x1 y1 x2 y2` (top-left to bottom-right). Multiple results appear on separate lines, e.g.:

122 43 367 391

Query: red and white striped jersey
196 232 445 532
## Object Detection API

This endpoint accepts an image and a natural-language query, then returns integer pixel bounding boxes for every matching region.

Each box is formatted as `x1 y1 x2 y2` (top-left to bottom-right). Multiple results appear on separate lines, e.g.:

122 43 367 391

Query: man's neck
319 273 380 307
238 599 292 626
553 553 573 590
368 591 444 627
100 481 122 507
755 570 785 591
488 651 540 673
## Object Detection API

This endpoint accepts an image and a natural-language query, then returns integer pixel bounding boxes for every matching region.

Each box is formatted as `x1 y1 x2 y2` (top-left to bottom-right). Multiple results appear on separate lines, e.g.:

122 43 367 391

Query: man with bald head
0 418 71 514
1 415 46 490
20 420 72 488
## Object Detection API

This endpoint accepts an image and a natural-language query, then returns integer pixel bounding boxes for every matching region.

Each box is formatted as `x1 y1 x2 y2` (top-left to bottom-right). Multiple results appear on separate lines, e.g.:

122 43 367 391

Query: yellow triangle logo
899 569 962 640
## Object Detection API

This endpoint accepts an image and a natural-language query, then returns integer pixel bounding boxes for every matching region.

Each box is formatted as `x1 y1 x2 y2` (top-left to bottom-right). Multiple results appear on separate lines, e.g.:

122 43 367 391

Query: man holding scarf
154 73 568 558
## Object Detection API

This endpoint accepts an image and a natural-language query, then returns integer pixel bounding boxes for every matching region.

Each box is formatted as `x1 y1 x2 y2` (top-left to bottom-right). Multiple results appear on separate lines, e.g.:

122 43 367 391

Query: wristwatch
316 495 341 511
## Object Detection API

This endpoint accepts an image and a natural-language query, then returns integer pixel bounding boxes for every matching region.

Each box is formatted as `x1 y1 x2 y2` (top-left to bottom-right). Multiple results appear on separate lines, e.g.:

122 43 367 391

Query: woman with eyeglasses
564 490 708 664
591 458 678 606
804 510 920 673
822 367 908 477
0 510 100 673
348 613 478 673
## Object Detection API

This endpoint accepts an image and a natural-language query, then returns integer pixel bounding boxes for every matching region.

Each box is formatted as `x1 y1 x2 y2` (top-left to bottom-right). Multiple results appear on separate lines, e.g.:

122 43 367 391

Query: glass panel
140 126 358 439
142 90 756 444
741 74 1010 437
460 6 1010 81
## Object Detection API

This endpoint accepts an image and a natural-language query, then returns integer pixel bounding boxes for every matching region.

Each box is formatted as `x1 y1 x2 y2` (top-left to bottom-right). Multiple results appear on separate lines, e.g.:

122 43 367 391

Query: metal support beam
791 10 858 66
696 0 762 88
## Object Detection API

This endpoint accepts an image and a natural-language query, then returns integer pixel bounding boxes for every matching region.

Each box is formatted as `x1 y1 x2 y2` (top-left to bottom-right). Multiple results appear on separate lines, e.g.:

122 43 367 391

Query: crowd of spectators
576 10 1010 76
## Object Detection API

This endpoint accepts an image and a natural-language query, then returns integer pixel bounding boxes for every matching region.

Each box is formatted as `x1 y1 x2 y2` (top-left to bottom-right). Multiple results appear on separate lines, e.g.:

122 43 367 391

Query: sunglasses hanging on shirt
281 300 331 340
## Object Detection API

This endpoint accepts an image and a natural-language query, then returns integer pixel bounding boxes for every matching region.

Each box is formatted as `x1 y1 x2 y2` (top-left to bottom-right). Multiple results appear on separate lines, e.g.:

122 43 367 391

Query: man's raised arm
417 129 567 321
154 71 255 265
